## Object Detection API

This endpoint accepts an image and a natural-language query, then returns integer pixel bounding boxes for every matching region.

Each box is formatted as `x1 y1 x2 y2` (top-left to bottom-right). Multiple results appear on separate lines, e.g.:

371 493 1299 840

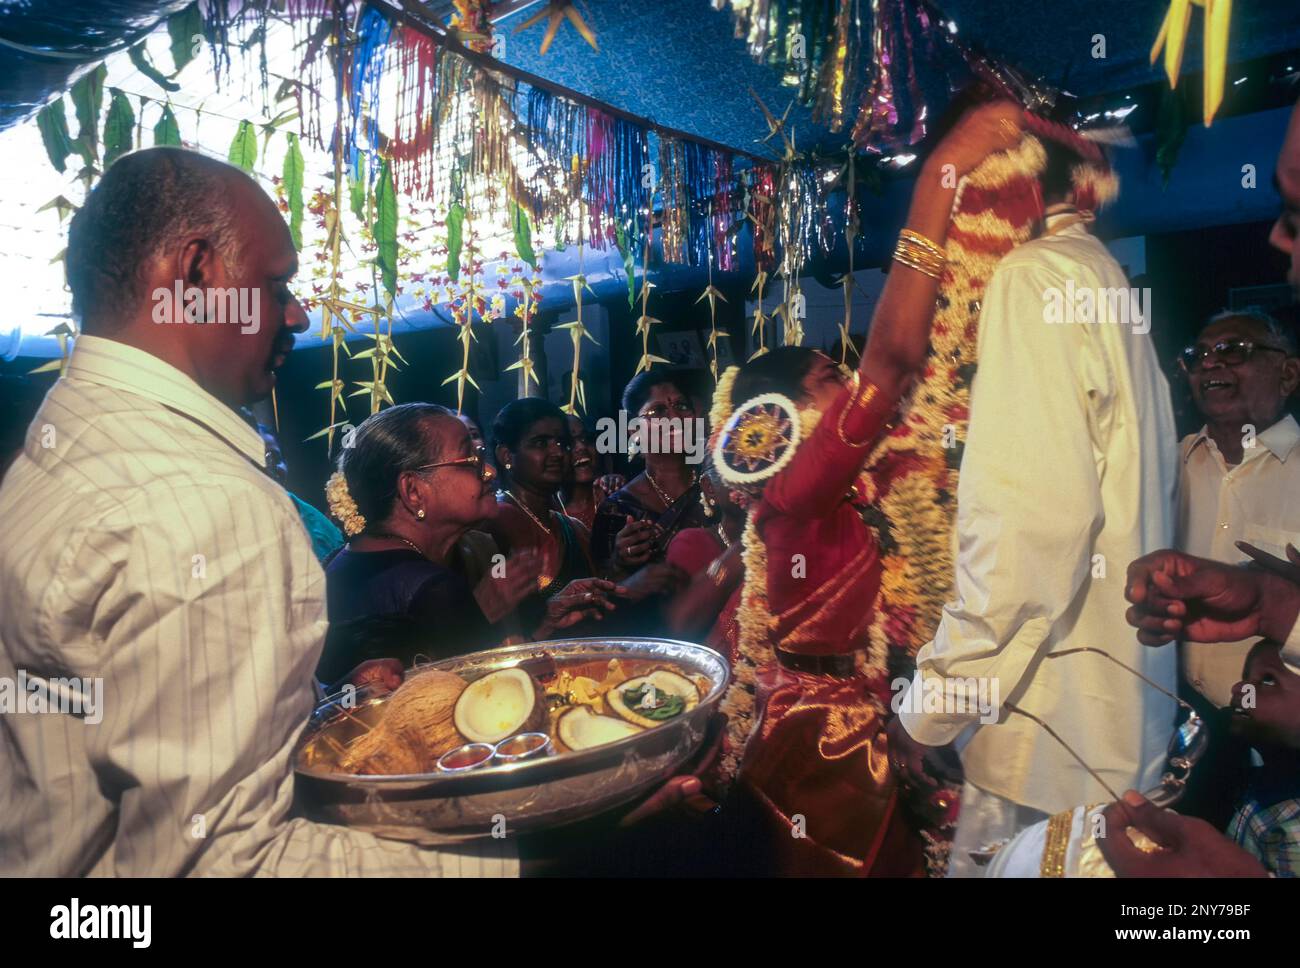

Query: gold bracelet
899 228 946 260
893 229 946 280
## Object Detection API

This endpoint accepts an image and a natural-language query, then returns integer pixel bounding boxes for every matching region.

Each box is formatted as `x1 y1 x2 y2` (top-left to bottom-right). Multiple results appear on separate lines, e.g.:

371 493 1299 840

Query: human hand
927 99 1025 178
534 577 623 638
616 561 688 603
334 658 404 694
1097 791 1269 877
473 547 544 623
887 715 961 794
1124 549 1298 645
594 473 627 504
614 515 663 568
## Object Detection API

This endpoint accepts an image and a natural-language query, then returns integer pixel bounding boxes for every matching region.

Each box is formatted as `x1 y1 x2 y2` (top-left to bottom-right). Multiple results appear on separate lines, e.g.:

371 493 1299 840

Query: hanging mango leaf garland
615 218 636 310
127 41 181 93
69 63 107 166
227 119 258 173
282 132 305 249
510 200 537 270
36 99 75 173
168 1 204 75
102 90 136 168
372 159 399 298
153 103 181 146
446 200 466 282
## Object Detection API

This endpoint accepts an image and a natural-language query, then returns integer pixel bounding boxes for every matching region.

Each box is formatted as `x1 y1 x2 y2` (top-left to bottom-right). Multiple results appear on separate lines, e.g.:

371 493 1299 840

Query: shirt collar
1184 414 1300 465
65 335 267 469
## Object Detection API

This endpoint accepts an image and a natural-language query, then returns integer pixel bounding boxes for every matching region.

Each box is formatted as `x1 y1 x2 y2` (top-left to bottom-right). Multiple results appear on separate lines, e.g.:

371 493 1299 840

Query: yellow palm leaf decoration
1150 0 1233 126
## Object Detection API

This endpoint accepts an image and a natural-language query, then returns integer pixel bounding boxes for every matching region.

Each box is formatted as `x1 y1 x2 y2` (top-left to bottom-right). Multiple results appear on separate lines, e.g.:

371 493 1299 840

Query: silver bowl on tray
292 637 730 844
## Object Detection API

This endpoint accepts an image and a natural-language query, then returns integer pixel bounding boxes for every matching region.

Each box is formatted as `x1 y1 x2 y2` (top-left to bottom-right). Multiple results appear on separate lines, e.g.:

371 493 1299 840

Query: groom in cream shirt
892 145 1179 876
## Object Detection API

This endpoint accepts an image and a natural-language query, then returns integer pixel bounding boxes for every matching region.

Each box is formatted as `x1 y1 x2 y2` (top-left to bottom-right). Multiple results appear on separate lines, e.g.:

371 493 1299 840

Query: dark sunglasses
1179 338 1288 373
414 446 493 481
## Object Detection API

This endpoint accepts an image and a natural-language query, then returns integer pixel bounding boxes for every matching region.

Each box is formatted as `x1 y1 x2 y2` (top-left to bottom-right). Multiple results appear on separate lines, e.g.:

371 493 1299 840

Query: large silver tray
293 637 730 844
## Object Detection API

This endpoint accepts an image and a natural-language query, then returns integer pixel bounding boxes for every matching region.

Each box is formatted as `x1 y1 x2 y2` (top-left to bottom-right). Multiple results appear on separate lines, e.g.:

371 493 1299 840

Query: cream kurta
0 335 515 876
1178 415 1300 706
898 218 1179 815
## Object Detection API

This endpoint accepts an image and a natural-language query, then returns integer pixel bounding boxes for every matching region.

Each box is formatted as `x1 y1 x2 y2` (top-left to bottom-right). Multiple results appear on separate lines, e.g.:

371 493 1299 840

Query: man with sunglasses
1174 309 1300 827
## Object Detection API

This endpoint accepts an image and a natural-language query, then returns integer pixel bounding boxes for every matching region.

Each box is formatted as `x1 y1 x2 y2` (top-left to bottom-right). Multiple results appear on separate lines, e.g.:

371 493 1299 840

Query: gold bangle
892 248 944 280
893 232 946 279
899 228 946 260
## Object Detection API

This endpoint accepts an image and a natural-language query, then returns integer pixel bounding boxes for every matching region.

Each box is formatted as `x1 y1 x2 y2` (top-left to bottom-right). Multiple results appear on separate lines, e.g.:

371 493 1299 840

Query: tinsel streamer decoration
747 164 778 271
287 0 335 152
851 0 970 154
344 6 394 182
838 153 861 364
712 152 735 273
389 25 441 201
658 136 688 264
813 0 857 132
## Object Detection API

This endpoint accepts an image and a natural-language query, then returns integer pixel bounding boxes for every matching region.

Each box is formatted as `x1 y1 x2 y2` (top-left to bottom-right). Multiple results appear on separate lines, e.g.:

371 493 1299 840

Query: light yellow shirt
0 335 516 876
1177 415 1300 706
898 219 1179 814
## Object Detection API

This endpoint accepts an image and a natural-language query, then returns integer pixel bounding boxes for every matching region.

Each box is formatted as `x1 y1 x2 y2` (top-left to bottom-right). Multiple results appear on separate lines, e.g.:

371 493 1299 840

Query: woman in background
591 370 708 576
320 403 616 683
488 398 600 637
561 413 625 531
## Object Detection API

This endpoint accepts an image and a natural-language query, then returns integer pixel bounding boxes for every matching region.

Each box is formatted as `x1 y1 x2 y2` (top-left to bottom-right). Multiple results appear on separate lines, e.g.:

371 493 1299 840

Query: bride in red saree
713 100 1025 876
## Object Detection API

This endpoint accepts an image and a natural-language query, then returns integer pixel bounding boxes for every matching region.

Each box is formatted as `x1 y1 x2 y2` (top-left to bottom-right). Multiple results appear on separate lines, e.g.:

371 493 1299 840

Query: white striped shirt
0 335 516 877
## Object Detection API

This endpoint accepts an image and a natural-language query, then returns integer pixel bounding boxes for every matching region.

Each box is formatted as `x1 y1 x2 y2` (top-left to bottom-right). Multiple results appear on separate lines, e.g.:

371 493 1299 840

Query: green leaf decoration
447 201 466 283
227 119 257 173
36 195 77 222
128 42 181 93
283 132 305 250
102 90 135 168
510 201 536 269
373 159 398 298
615 219 636 309
36 99 75 173
153 103 181 146
349 174 367 222
69 63 107 164
168 2 204 75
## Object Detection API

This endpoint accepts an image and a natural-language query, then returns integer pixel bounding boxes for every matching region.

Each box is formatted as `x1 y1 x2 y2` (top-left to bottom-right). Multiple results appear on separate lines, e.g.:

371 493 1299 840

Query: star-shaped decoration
514 1 599 56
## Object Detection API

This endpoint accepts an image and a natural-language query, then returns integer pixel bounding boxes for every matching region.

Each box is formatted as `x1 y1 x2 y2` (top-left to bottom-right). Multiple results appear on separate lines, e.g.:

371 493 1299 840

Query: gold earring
417 509 425 519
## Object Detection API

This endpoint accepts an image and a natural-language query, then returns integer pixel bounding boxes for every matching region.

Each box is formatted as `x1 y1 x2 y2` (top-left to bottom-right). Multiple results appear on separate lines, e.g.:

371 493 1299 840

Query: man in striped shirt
0 148 518 875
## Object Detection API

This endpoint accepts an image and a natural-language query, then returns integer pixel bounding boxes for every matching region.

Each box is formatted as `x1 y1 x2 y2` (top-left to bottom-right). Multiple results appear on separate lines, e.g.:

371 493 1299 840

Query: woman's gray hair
338 403 458 527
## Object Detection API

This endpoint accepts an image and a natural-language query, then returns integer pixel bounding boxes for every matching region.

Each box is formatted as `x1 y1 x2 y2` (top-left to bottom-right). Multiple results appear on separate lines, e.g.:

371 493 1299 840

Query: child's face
1229 642 1300 750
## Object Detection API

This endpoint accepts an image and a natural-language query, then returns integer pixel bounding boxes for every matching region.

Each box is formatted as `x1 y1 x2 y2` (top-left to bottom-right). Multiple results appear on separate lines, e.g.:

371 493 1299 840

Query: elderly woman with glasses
318 403 619 683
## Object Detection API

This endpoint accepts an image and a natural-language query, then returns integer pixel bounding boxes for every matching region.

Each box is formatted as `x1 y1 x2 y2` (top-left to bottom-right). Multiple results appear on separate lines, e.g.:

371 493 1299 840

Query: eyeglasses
1178 338 1288 373
414 447 494 481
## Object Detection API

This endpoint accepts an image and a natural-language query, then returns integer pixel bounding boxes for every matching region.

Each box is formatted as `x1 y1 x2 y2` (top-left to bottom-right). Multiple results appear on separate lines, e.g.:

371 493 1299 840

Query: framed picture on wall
655 330 706 368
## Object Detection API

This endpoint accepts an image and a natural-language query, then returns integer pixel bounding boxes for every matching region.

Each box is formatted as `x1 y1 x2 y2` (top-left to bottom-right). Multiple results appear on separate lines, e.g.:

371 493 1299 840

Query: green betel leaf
227 119 257 173
128 42 181 93
168 2 204 75
153 103 181 146
349 174 366 222
69 63 107 164
447 201 466 283
510 201 536 269
102 90 135 168
36 99 74 173
373 160 398 298
283 132 305 251
615 219 635 309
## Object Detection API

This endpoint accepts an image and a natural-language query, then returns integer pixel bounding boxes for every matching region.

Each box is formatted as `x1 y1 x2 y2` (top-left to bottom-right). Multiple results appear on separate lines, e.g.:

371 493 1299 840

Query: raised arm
860 100 1025 404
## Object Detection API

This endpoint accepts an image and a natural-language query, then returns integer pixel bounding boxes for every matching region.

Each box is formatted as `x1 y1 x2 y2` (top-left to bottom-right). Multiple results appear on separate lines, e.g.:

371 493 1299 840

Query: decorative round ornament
713 393 802 486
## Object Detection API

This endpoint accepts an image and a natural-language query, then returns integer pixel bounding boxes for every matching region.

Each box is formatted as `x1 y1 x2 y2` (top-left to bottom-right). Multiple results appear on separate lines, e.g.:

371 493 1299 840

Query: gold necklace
645 468 696 508
372 532 426 559
716 523 733 549
505 490 554 537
